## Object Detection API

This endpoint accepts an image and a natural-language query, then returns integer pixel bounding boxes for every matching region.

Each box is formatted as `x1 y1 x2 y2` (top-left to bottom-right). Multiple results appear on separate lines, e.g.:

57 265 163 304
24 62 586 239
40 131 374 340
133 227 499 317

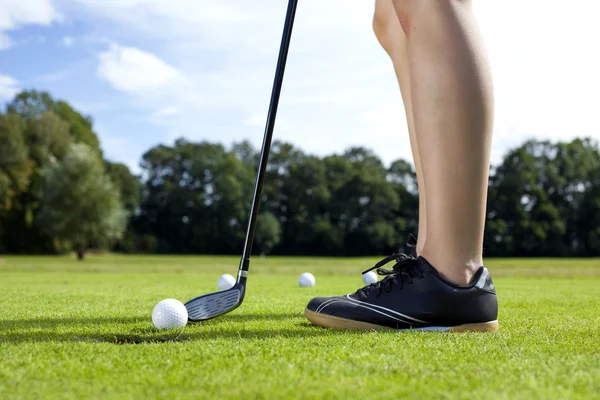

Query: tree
294 148 403 256
104 161 141 252
283 154 332 255
231 140 259 168
25 111 71 166
261 141 303 223
104 161 141 214
486 141 565 256
1 110 76 254
255 212 282 255
387 159 419 244
36 143 127 259
339 148 401 255
7 90 101 153
551 138 600 255
1 90 104 255
4 91 587 259
0 113 32 253
137 138 253 254
485 138 600 256
0 113 31 214
578 165 600 254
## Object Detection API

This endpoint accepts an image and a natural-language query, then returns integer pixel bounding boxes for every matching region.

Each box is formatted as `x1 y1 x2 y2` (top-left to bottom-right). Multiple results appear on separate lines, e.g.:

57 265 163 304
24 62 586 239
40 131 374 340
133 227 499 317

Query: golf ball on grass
152 299 188 330
362 271 378 284
217 274 236 290
298 272 315 287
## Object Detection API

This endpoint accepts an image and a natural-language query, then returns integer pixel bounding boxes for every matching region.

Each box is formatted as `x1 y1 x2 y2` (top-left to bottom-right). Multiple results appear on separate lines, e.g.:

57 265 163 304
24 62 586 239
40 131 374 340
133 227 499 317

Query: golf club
185 0 298 322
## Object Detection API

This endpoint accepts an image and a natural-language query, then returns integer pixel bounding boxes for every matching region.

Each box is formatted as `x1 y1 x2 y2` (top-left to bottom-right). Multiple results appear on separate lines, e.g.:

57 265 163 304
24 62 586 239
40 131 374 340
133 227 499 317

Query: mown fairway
1 255 599 399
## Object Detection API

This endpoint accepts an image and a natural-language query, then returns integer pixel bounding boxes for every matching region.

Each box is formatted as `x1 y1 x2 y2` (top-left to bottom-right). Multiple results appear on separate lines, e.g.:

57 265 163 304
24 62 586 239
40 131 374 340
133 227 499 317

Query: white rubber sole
304 309 499 332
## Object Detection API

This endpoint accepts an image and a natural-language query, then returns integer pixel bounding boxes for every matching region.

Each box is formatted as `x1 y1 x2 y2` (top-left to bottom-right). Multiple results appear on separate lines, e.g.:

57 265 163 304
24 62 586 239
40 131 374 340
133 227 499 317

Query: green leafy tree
551 138 600 255
387 159 419 245
486 141 564 256
104 161 141 214
261 141 303 221
104 161 141 252
231 140 259 168
25 111 71 166
485 138 600 256
8 90 101 153
578 165 600 254
0 113 32 253
1 90 104 255
2 110 75 254
340 148 401 255
284 155 332 255
36 143 127 259
138 138 253 254
255 211 282 255
0 113 31 214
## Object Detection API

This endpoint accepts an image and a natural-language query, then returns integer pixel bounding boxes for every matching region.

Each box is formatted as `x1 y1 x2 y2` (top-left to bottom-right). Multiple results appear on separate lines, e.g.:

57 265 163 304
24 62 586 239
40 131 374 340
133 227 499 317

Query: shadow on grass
0 313 367 344
1 312 300 331
0 316 148 330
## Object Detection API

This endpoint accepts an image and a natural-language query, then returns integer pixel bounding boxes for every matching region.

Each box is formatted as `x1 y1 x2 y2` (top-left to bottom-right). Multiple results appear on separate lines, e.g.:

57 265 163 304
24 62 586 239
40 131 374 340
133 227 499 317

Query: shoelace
405 233 417 257
356 253 423 300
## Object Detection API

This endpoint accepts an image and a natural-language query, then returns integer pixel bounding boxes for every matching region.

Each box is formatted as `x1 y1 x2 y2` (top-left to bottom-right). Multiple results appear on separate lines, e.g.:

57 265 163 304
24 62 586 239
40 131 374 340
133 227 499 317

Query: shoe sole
304 309 498 332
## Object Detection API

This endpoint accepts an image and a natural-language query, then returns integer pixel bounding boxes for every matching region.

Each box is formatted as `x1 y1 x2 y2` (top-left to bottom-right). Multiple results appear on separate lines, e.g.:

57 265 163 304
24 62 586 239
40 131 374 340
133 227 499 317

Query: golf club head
185 282 246 322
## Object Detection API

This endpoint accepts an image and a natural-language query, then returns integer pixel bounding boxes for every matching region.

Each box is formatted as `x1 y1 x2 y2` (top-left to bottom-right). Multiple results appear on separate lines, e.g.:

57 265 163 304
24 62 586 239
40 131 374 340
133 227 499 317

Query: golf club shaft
238 0 298 278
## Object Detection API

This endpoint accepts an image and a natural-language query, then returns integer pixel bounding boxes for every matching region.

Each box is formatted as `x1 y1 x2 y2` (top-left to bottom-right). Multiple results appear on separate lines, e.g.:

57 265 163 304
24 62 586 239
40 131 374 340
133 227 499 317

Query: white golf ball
362 271 378 284
217 274 236 290
152 299 188 330
298 272 315 288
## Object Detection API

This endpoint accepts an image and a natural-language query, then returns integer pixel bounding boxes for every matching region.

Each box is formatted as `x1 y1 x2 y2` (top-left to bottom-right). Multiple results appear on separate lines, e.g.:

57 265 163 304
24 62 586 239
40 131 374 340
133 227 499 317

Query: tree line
1 91 599 258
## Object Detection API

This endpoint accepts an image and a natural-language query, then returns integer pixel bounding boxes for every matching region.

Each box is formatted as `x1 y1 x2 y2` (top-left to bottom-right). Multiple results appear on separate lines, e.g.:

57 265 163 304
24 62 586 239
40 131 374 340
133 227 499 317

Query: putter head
184 282 246 322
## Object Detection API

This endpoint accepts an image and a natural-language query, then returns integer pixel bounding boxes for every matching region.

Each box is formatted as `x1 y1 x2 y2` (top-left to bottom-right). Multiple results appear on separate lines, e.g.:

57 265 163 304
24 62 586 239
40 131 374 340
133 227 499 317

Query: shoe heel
449 320 499 332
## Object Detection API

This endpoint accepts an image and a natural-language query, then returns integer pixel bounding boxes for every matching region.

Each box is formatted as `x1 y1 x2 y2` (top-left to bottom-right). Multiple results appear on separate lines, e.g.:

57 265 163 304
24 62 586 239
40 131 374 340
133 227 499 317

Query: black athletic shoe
304 254 498 332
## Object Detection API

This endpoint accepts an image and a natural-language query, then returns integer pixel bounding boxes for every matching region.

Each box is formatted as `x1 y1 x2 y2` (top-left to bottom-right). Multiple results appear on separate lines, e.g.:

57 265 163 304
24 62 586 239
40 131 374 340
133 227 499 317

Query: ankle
415 244 424 258
437 265 479 286
420 251 481 286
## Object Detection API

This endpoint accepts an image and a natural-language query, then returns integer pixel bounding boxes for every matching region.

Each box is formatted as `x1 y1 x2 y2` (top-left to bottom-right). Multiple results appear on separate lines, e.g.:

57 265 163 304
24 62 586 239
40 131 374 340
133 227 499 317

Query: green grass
1 255 599 399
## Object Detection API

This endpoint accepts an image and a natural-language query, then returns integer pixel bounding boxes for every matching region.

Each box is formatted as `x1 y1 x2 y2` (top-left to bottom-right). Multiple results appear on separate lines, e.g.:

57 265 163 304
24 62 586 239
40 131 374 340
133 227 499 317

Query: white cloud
472 0 600 163
0 0 61 49
0 0 61 29
61 35 74 47
77 0 404 161
63 0 260 31
0 32 11 49
69 99 112 115
33 70 68 83
0 74 19 100
99 133 146 173
152 106 180 117
57 0 600 168
97 43 180 94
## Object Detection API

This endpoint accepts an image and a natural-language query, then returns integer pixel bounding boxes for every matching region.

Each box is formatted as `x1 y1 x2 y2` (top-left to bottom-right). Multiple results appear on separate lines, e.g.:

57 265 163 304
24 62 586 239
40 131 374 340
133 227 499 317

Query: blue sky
1 0 599 174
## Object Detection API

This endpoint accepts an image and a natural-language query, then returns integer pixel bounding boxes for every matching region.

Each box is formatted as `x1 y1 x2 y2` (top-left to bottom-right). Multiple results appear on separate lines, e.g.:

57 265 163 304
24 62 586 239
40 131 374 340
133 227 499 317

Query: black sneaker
304 254 498 332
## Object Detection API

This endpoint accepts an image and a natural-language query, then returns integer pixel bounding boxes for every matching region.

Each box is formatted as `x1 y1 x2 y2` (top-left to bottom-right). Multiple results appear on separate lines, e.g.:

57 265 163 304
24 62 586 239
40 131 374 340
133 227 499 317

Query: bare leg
304 4 497 329
390 0 495 284
373 0 427 255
